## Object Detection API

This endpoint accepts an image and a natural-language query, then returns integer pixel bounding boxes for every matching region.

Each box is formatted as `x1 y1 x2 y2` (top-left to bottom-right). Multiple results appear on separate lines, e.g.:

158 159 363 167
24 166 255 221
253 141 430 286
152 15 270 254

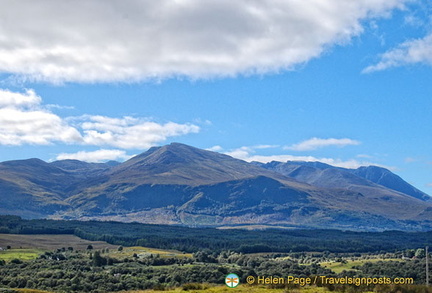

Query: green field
0 248 43 261
0 234 192 262
320 258 403 274
107 246 193 259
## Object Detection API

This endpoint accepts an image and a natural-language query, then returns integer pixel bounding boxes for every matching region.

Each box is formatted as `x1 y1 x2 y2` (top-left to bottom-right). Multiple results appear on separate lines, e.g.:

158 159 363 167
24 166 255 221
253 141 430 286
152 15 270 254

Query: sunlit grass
0 248 43 261
320 258 403 274
107 246 193 259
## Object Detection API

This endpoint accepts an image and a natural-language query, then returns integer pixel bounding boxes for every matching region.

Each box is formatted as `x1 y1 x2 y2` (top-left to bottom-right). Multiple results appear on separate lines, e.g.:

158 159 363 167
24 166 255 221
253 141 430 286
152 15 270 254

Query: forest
0 245 431 292
0 216 432 292
1 216 432 254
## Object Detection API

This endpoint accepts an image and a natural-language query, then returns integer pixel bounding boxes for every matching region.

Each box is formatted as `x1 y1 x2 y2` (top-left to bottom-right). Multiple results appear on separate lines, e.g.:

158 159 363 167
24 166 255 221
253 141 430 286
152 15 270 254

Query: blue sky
0 0 431 194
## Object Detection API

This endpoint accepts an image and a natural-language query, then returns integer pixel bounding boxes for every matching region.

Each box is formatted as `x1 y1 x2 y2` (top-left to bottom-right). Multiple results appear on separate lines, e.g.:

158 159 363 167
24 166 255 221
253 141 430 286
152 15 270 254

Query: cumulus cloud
363 33 432 72
224 146 378 169
0 0 406 83
285 137 360 151
0 89 199 147
223 145 278 159
76 115 200 149
0 89 41 108
55 149 132 163
224 146 374 169
206 145 223 152
253 144 280 149
224 146 252 160
0 89 82 145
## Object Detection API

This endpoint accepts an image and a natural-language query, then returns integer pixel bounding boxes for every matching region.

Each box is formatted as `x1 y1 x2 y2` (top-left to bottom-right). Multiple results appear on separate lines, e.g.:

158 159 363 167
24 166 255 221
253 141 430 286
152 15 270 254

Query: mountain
0 143 431 231
257 161 431 203
50 159 114 177
63 143 315 223
0 159 72 218
106 143 299 185
351 166 431 202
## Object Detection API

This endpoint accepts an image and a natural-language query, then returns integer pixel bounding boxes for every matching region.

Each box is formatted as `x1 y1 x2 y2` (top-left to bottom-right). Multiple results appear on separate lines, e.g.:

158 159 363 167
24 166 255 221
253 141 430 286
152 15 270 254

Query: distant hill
256 161 431 203
0 159 72 217
351 165 431 202
0 143 431 231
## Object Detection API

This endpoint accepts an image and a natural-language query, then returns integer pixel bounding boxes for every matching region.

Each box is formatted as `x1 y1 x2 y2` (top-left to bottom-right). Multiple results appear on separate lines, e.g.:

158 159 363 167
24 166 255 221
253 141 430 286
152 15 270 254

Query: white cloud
206 145 223 152
78 115 200 149
357 154 373 159
224 145 377 169
427 183 432 188
0 0 406 83
363 33 432 72
0 108 83 145
56 149 132 163
285 137 361 151
224 146 252 160
253 144 280 149
0 89 82 145
0 89 200 148
45 104 75 110
404 157 417 163
0 89 41 108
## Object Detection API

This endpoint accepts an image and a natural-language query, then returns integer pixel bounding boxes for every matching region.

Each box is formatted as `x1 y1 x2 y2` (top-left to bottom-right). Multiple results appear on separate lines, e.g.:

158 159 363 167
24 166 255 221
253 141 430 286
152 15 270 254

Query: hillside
0 143 431 231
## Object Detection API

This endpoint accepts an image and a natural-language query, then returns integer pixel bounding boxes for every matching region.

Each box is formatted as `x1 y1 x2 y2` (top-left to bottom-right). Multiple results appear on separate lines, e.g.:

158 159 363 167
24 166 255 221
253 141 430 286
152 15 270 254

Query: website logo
225 273 240 288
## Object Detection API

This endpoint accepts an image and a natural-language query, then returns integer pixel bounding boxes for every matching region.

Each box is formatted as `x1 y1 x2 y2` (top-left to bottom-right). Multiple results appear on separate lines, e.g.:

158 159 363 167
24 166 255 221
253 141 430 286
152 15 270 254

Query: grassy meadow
107 246 193 260
319 258 403 274
0 248 42 261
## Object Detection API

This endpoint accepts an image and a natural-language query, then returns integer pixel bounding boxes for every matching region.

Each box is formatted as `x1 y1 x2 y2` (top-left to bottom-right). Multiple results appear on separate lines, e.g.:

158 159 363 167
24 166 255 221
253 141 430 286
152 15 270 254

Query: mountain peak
109 142 295 186
352 166 431 202
122 142 226 167
0 143 431 230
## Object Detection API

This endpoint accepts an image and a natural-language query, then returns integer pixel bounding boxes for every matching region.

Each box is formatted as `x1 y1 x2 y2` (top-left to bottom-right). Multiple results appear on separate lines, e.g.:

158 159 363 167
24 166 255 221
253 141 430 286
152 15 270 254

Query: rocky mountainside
0 143 431 231
256 161 431 203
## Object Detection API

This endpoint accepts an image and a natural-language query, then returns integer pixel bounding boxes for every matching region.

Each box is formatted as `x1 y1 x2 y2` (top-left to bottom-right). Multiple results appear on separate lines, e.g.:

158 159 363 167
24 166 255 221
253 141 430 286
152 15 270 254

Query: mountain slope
107 143 300 186
258 161 431 202
64 144 432 230
0 143 431 230
255 161 432 223
64 143 319 221
0 159 73 217
51 159 114 174
351 166 431 202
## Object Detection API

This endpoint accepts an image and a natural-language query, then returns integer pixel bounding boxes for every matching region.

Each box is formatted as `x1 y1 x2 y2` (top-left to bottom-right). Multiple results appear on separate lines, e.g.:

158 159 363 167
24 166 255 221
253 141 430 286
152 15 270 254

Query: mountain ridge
256 160 431 203
0 143 430 231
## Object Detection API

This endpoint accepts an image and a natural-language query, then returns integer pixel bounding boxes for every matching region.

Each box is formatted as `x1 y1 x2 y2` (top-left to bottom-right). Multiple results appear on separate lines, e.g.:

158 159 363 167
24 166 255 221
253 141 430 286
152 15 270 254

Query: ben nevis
0 143 430 231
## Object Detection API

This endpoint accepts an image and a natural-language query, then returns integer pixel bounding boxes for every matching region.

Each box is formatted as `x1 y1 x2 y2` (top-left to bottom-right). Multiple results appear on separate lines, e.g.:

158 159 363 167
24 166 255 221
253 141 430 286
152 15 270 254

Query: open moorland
0 234 119 251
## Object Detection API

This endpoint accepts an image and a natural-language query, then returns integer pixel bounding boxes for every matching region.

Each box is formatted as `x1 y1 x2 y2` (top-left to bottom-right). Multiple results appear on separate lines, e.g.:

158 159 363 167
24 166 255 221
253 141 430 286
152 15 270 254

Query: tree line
0 215 431 253
0 247 431 293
